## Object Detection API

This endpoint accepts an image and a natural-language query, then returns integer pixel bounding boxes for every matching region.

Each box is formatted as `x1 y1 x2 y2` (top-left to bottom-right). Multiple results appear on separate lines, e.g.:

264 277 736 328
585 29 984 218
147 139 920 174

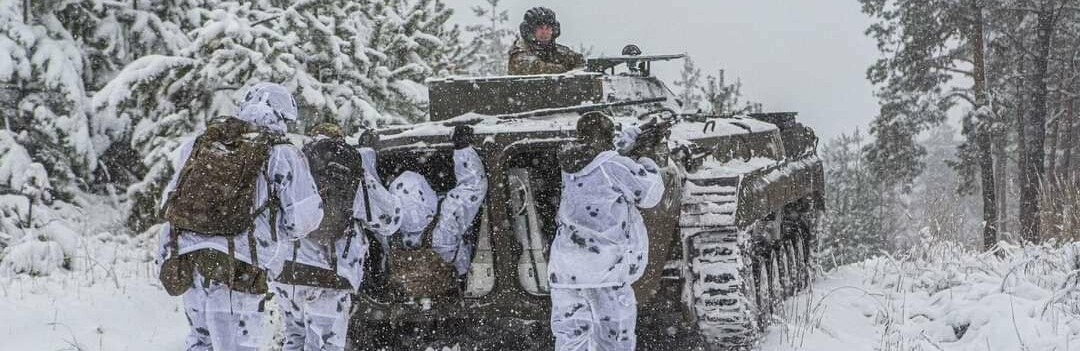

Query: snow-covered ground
0 194 443 350
761 240 1080 351
3 196 1078 350
0 194 190 350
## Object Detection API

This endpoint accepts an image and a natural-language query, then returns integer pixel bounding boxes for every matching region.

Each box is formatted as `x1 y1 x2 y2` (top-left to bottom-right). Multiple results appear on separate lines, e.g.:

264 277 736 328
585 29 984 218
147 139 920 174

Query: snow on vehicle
348 54 825 350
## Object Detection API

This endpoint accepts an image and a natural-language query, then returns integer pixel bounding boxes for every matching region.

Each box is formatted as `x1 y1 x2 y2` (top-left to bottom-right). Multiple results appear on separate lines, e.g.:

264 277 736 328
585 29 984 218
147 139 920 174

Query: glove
636 125 667 148
614 124 641 154
627 121 671 160
452 125 474 150
567 51 585 68
357 128 379 148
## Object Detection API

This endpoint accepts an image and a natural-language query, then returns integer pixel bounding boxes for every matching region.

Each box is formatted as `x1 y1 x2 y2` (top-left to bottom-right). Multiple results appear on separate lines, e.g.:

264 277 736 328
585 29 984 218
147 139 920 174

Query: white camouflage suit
548 149 664 351
431 146 488 275
270 146 415 351
156 83 324 351
392 171 439 249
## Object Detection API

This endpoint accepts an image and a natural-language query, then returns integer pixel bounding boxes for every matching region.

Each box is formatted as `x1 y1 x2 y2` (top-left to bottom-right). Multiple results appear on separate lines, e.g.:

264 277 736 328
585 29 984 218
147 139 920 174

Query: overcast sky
441 0 881 140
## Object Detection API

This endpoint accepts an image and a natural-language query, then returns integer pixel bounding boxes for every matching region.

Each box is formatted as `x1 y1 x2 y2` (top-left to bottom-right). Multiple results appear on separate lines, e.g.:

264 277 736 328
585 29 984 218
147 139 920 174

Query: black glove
637 124 668 148
357 128 378 148
627 120 672 160
452 125 474 150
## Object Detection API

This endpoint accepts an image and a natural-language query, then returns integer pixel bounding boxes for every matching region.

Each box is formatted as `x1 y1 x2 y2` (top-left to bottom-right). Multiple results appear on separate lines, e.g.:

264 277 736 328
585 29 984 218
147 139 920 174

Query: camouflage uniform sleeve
432 146 488 275
268 145 324 240
353 148 403 237
509 49 576 75
604 156 665 209
563 50 585 70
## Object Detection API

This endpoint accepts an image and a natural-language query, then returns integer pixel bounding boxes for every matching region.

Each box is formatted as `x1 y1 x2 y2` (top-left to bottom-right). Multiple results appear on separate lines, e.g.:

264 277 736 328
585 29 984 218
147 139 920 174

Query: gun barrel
495 97 667 120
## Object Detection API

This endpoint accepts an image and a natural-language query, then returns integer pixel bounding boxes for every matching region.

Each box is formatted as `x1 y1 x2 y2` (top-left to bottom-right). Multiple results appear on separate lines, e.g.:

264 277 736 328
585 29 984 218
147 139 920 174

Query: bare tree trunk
1047 114 1061 182
1044 100 1065 240
1016 81 1027 242
1073 102 1080 185
994 126 1009 236
1020 7 1054 244
1065 99 1077 181
971 1 998 251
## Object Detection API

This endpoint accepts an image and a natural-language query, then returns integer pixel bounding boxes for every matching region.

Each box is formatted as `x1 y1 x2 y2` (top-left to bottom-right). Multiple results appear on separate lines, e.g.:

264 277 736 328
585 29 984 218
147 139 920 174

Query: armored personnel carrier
349 54 824 350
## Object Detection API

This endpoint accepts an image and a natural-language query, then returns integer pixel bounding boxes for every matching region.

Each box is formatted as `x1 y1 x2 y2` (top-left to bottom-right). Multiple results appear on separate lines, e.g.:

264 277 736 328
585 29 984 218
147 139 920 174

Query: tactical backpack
159 116 287 296
303 137 364 245
274 136 365 290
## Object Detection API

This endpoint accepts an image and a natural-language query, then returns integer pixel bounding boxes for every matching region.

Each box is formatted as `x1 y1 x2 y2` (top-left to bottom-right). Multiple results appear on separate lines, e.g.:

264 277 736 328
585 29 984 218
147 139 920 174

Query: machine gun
624 109 675 160
586 53 686 76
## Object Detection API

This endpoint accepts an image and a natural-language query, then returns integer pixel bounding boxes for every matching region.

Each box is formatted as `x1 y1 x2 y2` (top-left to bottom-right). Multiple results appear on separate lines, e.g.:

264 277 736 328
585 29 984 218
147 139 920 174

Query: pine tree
700 69 761 116
359 0 469 123
83 1 207 187
0 0 134 274
675 56 761 115
860 0 999 249
0 1 97 186
92 0 469 232
97 1 343 232
819 130 908 268
1 0 209 189
861 0 1080 246
674 56 704 113
465 0 513 76
1012 0 1078 244
915 124 982 246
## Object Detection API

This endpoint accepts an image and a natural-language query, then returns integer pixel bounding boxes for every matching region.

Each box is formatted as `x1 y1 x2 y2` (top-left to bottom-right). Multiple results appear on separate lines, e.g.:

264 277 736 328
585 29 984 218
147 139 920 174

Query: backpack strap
340 219 359 275
167 226 181 258
251 141 284 252
227 236 236 314
242 139 285 290
342 220 354 259
358 151 374 224
290 239 299 297
247 172 265 270
268 194 280 242
248 226 260 275
292 240 300 264
261 137 291 241
328 240 338 275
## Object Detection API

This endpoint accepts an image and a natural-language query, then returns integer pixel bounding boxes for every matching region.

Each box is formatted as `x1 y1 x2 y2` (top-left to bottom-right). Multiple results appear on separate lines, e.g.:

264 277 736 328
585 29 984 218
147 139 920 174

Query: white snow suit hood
236 83 298 134
390 171 438 248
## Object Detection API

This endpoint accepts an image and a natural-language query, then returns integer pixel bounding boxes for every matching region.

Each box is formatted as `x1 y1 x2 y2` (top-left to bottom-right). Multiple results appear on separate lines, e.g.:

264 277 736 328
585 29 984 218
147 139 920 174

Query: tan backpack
162 116 287 235
158 116 288 296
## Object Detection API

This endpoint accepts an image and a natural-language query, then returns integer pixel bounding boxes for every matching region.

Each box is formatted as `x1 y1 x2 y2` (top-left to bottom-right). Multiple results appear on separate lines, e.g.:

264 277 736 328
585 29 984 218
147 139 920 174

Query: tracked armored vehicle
349 55 825 350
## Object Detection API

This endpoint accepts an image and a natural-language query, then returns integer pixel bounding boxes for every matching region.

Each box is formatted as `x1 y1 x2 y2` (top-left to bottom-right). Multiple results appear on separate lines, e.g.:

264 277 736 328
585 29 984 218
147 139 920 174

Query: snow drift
764 238 1080 351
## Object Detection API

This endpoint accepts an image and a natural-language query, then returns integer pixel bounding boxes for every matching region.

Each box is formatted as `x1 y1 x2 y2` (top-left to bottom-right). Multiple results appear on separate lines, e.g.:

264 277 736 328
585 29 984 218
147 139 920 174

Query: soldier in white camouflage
157 83 324 351
549 112 665 351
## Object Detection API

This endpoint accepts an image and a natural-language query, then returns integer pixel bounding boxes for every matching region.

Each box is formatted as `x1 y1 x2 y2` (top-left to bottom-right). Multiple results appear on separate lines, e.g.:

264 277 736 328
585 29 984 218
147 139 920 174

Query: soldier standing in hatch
549 112 665 351
508 7 585 75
